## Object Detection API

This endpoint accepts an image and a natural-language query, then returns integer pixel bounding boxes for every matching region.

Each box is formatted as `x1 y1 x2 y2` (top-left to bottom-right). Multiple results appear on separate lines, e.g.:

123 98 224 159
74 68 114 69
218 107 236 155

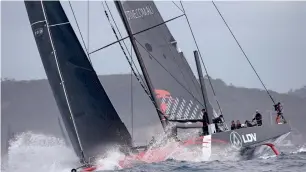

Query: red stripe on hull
81 136 228 171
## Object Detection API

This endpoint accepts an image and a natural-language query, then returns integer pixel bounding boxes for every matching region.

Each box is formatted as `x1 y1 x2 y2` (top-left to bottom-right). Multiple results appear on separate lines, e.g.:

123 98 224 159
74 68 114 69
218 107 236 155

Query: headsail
24 1 132 162
58 117 70 147
116 1 215 122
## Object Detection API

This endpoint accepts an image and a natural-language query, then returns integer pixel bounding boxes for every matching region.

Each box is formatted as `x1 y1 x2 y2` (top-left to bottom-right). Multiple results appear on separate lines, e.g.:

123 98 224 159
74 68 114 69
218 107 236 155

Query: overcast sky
1 1 306 93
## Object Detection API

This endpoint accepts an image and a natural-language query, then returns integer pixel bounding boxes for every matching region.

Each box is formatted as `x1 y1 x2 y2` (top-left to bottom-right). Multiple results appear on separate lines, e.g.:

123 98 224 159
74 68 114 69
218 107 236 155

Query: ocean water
1 132 306 172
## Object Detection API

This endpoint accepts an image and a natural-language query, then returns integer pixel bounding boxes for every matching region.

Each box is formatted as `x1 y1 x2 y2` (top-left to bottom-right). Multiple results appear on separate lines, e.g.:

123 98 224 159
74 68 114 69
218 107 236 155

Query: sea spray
95 147 126 170
3 131 78 172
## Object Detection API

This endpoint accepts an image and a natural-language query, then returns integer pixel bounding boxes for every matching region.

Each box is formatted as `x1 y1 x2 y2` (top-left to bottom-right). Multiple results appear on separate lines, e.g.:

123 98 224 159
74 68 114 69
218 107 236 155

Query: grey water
115 142 306 172
2 132 306 172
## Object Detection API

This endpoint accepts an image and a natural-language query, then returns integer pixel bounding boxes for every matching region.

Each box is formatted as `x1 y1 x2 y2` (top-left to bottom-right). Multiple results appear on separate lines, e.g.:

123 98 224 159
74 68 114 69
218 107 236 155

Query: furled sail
24 1 132 162
116 1 215 122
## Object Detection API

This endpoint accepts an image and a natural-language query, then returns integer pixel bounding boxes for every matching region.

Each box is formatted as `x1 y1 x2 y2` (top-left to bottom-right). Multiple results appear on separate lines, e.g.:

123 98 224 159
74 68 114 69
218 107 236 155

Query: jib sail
24 1 132 162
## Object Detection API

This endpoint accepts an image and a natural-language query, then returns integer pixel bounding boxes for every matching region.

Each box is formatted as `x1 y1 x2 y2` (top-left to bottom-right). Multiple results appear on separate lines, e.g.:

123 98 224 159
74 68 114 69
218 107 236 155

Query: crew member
212 114 223 132
274 102 283 114
252 110 262 126
245 120 253 127
213 115 224 123
274 102 287 124
202 109 209 135
230 120 236 130
236 120 242 129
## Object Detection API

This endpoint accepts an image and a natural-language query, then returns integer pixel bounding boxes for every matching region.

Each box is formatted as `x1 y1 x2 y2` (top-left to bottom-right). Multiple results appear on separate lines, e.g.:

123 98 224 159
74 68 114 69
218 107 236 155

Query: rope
149 7 198 98
134 38 208 110
101 2 168 116
172 1 184 13
89 14 184 55
102 4 173 121
179 1 224 116
212 1 276 105
68 1 92 65
101 1 173 133
102 1 214 119
130 45 134 143
87 0 91 64
102 2 147 88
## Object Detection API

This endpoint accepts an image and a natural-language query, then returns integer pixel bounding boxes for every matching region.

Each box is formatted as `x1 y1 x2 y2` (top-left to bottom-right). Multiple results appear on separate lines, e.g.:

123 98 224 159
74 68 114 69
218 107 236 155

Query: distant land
1 74 306 157
288 86 306 99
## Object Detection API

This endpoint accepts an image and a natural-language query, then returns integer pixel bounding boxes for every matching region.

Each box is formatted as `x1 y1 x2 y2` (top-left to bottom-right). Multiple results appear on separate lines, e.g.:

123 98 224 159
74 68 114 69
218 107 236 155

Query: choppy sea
1 132 305 172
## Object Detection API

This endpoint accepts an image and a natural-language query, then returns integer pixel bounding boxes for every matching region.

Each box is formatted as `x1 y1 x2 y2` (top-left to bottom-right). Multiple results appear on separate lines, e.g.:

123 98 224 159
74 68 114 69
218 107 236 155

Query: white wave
1 130 246 172
2 131 79 172
292 144 306 154
297 145 306 153
149 130 240 163
95 148 125 171
259 154 277 160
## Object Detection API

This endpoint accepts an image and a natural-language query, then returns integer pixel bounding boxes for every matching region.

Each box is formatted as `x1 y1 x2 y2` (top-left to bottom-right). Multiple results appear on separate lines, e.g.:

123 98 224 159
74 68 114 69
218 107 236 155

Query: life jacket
276 115 281 124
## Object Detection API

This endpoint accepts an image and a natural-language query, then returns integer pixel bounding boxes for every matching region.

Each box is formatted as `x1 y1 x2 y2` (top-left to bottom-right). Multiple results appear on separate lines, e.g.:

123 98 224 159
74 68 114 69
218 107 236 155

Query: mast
115 1 167 130
193 50 213 124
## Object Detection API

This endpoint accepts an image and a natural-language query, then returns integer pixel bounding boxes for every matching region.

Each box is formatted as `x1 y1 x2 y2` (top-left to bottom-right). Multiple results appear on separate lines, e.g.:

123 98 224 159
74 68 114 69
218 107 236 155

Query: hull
212 123 291 149
77 123 290 171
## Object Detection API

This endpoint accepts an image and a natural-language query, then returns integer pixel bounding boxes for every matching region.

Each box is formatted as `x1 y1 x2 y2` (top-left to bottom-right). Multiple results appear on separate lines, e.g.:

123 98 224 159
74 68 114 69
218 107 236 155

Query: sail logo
155 89 173 115
230 132 257 149
242 133 257 143
154 88 210 120
154 89 203 119
125 5 154 20
34 28 44 37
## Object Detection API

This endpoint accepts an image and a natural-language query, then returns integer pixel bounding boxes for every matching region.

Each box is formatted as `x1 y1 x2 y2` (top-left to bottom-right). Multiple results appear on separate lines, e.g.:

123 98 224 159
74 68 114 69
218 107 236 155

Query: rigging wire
102 2 147 88
101 2 168 118
130 44 134 144
172 1 184 13
148 8 197 97
134 38 209 112
101 1 218 119
87 0 91 64
109 3 213 118
68 1 92 65
89 14 184 55
179 1 224 116
100 1 166 115
211 1 276 105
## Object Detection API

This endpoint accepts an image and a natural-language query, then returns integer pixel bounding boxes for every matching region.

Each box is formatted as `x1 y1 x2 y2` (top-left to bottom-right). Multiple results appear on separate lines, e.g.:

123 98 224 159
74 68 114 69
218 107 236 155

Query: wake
2 131 244 172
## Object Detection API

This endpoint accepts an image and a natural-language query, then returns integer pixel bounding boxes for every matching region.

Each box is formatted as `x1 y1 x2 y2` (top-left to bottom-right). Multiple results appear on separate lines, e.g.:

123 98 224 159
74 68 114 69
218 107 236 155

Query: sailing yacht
24 1 291 171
